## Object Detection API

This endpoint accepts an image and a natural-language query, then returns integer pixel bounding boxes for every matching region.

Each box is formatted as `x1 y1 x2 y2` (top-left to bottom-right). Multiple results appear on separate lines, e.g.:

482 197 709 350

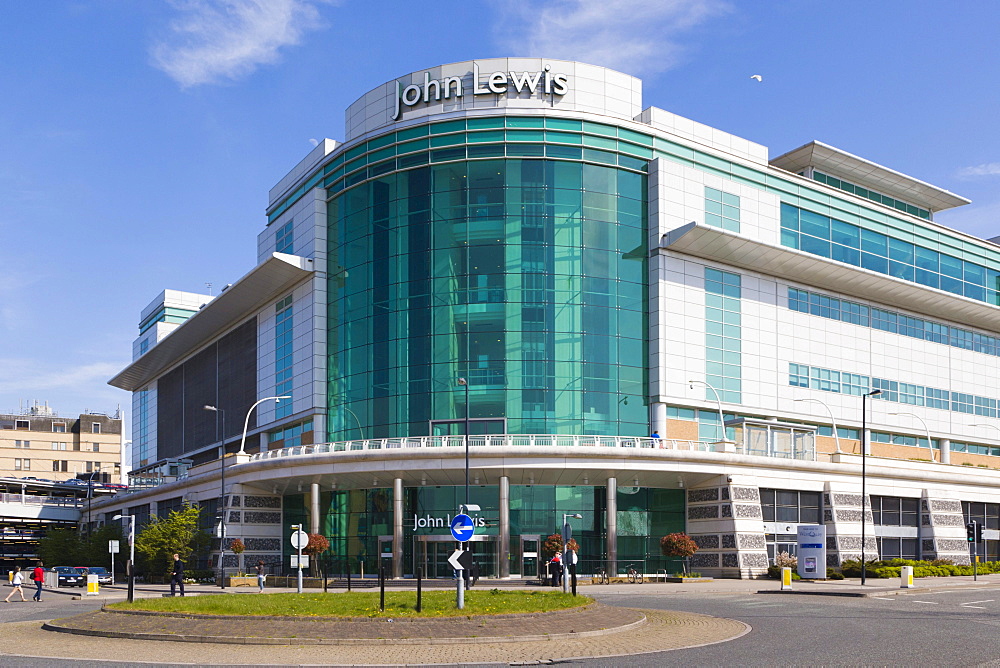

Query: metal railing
248 434 728 462
0 493 83 507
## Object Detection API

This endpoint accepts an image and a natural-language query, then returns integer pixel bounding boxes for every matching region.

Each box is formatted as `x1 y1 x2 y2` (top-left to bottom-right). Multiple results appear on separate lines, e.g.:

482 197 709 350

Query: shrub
767 565 800 580
827 569 844 580
774 551 797 568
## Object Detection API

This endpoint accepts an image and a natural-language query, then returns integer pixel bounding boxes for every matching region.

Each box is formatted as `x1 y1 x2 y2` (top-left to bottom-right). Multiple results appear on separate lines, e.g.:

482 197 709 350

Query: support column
499 476 510 578
606 477 617 576
393 478 404 579
939 438 951 465
310 483 320 535
651 402 667 437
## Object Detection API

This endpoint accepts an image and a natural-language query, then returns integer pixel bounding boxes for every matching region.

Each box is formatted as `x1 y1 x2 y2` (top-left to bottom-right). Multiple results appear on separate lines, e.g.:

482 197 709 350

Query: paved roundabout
4 601 750 665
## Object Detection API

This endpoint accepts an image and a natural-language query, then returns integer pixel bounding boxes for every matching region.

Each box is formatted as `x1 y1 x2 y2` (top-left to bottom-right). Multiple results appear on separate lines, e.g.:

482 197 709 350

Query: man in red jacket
31 561 45 602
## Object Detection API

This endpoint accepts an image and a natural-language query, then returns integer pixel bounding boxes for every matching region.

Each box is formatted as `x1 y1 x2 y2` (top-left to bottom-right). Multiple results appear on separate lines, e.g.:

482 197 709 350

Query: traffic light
976 522 985 543
967 522 977 542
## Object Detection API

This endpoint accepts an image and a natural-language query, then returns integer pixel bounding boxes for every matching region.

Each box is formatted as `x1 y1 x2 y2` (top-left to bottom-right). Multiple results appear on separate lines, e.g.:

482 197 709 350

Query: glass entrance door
414 536 498 579
519 534 540 579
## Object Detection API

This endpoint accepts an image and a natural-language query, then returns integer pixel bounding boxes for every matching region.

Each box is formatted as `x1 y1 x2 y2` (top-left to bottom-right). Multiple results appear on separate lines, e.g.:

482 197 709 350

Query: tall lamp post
203 404 227 589
238 396 291 455
457 378 470 506
860 389 882 585
795 398 842 453
688 379 729 445
112 513 135 602
889 412 934 461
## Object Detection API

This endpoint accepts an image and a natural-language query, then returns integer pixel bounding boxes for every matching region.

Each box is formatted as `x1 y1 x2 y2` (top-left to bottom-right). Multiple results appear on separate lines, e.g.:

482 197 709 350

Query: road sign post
290 526 308 593
109 539 119 584
448 548 473 610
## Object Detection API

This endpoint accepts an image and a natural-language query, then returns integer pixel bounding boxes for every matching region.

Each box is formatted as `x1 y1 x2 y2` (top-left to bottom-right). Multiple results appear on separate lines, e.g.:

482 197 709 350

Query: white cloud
957 162 1000 178
0 359 128 417
151 0 332 88
493 0 731 76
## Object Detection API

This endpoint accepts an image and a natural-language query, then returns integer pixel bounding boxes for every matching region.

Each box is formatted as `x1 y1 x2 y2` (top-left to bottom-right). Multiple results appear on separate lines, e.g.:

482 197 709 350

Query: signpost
109 540 119 584
796 525 827 579
290 526 308 593
450 508 478 609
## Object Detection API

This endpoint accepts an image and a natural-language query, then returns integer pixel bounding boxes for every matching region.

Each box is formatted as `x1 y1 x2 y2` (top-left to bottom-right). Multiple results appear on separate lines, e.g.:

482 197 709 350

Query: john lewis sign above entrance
392 62 570 120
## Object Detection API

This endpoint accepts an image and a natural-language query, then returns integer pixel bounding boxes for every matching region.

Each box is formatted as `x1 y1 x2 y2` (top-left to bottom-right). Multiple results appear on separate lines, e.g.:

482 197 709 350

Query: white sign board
796 525 827 579
291 555 309 568
290 530 308 550
108 540 120 554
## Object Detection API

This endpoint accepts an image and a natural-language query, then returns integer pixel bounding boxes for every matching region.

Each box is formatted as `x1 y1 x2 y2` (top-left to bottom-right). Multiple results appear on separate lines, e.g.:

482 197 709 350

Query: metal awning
770 141 970 213
108 253 314 391
661 223 1000 331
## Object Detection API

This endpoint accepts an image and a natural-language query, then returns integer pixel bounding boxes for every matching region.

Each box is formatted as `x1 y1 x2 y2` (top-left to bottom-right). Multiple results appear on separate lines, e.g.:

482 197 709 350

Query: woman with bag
255 560 266 593
31 561 44 601
5 566 27 602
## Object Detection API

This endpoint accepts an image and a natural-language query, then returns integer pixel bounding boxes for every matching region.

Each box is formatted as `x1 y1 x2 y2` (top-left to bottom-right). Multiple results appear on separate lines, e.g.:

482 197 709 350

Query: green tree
134 506 209 578
80 525 125 571
37 528 84 567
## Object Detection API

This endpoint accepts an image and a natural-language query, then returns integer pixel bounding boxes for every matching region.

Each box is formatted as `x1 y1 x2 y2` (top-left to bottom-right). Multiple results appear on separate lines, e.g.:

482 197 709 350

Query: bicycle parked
594 567 609 584
623 564 643 583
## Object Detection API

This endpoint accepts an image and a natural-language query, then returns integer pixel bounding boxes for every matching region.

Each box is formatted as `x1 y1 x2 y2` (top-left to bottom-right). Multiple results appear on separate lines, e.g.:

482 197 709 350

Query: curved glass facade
327 134 648 440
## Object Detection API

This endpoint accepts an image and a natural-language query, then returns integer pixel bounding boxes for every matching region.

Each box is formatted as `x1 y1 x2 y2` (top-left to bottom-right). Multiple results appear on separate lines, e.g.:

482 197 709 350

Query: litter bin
86 574 99 596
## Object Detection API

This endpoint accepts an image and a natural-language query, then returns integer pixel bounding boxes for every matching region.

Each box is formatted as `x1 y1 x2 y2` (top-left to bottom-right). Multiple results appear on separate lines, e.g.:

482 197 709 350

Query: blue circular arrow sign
450 513 475 542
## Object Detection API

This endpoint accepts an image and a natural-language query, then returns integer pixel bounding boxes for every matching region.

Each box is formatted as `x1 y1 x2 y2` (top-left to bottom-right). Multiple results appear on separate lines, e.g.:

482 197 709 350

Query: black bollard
126 560 134 603
416 566 422 612
571 564 577 596
323 560 328 593
379 565 385 611
347 563 351 592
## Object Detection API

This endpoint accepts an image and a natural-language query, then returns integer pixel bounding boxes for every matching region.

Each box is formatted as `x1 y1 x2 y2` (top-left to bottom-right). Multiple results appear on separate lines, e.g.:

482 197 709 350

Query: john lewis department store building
96 58 1000 579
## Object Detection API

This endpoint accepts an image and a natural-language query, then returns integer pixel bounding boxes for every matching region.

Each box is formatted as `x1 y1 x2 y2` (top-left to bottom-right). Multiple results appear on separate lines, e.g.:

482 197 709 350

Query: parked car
51 566 86 587
77 567 113 584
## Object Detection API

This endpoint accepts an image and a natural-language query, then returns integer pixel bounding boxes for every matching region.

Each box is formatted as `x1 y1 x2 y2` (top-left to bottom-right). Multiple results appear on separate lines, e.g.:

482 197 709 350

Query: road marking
961 605 987 609
962 600 994 606
872 597 896 600
912 600 939 604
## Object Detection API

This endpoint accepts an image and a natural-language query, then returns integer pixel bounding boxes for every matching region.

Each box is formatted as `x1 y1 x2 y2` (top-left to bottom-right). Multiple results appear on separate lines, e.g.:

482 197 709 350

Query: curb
41 614 647 646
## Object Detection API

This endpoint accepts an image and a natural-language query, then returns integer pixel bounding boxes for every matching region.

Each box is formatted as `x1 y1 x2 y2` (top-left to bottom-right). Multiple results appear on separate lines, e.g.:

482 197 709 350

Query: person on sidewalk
5 566 27 602
548 553 563 588
31 561 44 601
255 560 266 593
170 553 185 597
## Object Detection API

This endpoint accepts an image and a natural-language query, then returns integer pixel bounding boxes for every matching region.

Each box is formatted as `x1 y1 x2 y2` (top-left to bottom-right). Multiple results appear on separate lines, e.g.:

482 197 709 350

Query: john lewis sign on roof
345 58 643 141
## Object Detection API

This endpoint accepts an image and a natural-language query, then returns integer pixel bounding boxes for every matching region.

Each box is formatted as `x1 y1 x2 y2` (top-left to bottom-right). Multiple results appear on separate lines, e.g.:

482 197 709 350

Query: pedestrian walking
170 553 185 597
255 560 266 593
5 566 27 602
31 561 44 601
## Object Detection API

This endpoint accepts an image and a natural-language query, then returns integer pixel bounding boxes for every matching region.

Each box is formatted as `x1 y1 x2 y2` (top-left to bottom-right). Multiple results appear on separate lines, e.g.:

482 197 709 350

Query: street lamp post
688 380 729 445
203 405 227 589
794 398 842 453
561 513 583 593
861 389 882 586
889 412 934 461
238 396 291 455
112 513 135 602
457 378 470 506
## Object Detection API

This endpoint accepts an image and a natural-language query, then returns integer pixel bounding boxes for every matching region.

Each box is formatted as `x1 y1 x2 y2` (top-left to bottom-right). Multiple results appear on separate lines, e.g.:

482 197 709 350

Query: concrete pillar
939 438 950 465
499 476 510 578
606 477 617 576
393 478 404 579
651 402 667 437
310 483 320 535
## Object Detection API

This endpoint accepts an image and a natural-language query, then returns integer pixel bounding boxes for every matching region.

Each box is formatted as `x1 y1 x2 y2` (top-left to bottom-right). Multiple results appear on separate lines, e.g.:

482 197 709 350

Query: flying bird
750 75 763 82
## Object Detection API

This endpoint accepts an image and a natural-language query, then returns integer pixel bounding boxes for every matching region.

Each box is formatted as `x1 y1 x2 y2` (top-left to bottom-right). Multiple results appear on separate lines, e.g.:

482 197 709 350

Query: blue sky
3 0 1000 423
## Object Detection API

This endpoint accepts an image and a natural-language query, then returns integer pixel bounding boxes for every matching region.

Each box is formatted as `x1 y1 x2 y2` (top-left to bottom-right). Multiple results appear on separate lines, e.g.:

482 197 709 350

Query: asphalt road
572 586 1000 667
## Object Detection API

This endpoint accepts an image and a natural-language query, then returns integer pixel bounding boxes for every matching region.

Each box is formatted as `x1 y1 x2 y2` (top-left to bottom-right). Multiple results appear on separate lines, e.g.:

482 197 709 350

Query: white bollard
900 565 914 589
780 567 792 591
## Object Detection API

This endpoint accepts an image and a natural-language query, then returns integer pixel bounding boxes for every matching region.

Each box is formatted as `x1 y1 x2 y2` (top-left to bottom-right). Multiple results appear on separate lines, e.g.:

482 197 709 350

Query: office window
92 423 101 434
53 460 68 472
139 339 149 355
93 443 100 452
22 458 29 470
275 220 294 254
705 187 740 232
871 496 919 527
15 420 28 430
51 442 67 451
760 488 822 524
52 422 66 433
14 458 21 470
